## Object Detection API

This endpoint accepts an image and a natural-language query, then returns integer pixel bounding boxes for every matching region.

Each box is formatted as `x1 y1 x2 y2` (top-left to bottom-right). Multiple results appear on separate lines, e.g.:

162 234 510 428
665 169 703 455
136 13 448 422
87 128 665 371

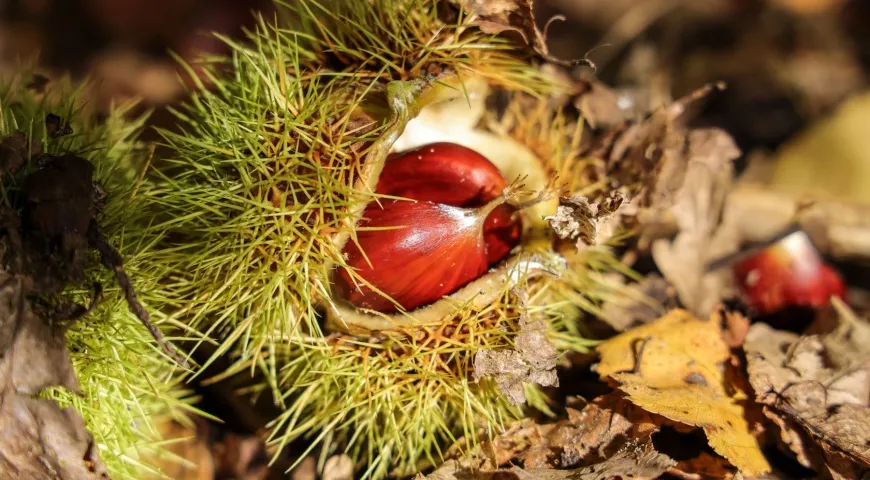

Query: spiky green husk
247 249 624 478
124 0 553 366
0 73 194 478
121 0 629 477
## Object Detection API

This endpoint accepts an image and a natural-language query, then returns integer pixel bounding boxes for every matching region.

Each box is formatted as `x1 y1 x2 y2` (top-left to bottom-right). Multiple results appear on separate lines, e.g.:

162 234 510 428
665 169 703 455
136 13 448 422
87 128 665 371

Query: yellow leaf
595 309 771 476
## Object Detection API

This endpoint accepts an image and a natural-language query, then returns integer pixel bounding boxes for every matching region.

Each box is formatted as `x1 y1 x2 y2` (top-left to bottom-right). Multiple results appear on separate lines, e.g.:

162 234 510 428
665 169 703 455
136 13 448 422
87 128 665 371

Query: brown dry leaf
290 457 317 480
744 320 870 478
147 417 270 480
666 451 736 480
424 439 674 480
546 191 628 252
649 129 742 318
584 83 741 318
450 0 587 67
823 297 870 369
518 393 660 470
559 439 675 480
0 272 109 479
440 392 667 475
721 310 751 349
213 432 269 480
574 80 641 130
595 309 771 476
473 306 559 405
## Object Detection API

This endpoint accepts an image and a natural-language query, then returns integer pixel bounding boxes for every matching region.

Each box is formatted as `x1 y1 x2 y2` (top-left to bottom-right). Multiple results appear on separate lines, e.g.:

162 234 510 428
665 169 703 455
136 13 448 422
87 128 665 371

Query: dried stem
88 222 189 368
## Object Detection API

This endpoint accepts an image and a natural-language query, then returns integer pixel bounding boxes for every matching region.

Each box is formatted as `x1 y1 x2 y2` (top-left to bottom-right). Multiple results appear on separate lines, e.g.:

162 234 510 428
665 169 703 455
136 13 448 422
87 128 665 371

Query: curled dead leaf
649 129 742 318
450 0 593 68
473 314 559 405
545 191 628 252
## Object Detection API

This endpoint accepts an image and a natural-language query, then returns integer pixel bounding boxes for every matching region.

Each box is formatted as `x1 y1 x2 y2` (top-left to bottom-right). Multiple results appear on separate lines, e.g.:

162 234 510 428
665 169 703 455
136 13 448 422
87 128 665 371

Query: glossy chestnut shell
335 142 522 313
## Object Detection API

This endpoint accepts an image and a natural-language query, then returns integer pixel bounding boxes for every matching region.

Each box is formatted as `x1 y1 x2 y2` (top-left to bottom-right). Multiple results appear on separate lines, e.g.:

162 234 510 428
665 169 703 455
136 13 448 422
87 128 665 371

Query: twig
88 222 189 368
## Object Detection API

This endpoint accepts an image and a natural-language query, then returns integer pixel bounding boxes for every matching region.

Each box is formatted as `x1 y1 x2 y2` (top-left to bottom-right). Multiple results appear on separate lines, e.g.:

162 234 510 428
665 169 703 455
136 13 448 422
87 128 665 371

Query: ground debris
744 309 870 479
648 128 742 318
595 309 770 476
146 416 270 480
579 83 742 318
449 0 593 68
546 191 628 252
424 393 673 480
0 131 30 176
473 303 559 405
0 272 110 479
599 274 674 332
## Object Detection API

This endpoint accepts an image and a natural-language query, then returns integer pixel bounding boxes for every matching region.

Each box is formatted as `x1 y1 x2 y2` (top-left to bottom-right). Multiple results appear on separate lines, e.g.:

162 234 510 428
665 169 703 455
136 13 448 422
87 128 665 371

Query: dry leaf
822 297 870 369
439 391 667 475
595 309 771 476
147 417 270 480
0 273 110 479
562 439 675 480
290 457 317 480
473 307 559 405
744 321 870 478
583 83 740 318
451 0 587 67
519 394 660 469
213 432 269 480
546 191 628 252
649 129 742 318
666 451 736 480
423 439 674 480
574 81 641 130
721 310 751 349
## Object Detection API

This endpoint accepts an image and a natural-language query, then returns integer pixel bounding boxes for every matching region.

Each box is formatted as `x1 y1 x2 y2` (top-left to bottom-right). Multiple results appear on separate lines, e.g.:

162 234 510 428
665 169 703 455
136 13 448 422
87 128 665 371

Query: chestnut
335 142 523 313
733 230 846 313
375 142 522 264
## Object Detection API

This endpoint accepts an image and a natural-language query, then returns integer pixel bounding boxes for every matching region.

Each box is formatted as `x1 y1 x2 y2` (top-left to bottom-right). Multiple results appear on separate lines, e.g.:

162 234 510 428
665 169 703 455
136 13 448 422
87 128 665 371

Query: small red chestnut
336 142 524 313
732 230 847 314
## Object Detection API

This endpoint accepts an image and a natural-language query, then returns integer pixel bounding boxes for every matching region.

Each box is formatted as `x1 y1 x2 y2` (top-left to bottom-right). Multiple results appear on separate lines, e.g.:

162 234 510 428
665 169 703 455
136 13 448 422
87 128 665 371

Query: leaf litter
421 15 870 475
6 0 870 478
744 299 870 479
